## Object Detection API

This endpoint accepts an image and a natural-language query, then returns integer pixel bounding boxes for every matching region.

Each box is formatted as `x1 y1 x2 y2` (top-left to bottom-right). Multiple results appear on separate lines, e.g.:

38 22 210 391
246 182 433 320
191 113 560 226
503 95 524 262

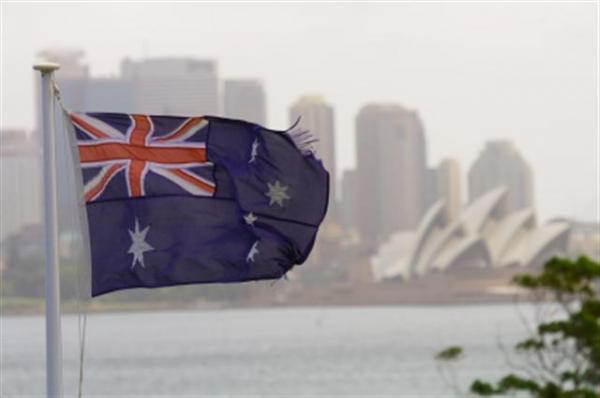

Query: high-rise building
223 79 266 125
289 95 337 214
469 140 534 212
422 159 462 222
0 130 42 241
355 104 427 245
436 158 462 221
85 77 134 113
121 57 218 115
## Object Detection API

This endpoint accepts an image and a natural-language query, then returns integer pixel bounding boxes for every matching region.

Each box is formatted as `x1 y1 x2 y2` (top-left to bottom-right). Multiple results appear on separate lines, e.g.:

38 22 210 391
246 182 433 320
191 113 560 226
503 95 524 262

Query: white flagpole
33 62 64 398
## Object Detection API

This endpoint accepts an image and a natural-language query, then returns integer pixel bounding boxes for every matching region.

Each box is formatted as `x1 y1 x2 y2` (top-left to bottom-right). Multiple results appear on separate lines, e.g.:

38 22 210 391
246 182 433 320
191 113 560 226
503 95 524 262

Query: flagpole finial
33 62 60 73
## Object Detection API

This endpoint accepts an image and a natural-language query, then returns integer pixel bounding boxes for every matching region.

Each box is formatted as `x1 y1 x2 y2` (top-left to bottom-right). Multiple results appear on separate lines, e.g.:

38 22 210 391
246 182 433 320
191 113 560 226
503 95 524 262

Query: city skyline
19 49 533 240
1 3 597 222
2 49 590 230
17 52 538 249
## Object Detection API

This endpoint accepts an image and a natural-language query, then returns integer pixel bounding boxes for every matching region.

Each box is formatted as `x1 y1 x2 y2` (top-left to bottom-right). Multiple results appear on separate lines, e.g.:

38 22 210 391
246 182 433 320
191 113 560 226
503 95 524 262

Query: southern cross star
246 241 260 263
244 212 258 225
249 139 259 163
265 180 290 207
128 218 154 269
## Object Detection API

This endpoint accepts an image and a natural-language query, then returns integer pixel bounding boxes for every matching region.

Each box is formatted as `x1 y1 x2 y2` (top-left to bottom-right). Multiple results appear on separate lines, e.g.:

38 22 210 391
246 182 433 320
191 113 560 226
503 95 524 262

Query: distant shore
0 291 519 317
0 297 226 316
1 265 529 316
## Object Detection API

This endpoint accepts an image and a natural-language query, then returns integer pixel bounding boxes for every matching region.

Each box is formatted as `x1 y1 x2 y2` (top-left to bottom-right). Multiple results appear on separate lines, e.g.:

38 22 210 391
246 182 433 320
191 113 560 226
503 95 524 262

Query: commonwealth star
128 218 154 269
265 180 291 207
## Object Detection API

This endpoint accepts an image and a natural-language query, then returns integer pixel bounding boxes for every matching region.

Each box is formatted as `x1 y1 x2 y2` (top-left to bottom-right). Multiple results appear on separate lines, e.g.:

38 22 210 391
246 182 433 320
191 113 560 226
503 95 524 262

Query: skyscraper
121 57 218 115
289 95 336 215
468 140 534 212
436 158 462 221
223 79 266 125
85 77 134 113
355 104 427 245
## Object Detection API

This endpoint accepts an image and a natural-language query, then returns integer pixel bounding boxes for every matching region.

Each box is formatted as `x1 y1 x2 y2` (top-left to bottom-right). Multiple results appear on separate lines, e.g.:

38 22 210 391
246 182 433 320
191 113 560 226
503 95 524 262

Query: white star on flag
128 218 154 269
244 212 258 225
247 241 260 263
249 139 259 163
265 180 290 207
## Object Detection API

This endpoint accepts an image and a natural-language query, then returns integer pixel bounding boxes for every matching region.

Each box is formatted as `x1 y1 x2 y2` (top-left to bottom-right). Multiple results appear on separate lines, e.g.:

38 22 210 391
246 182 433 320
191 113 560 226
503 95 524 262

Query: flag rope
52 78 88 398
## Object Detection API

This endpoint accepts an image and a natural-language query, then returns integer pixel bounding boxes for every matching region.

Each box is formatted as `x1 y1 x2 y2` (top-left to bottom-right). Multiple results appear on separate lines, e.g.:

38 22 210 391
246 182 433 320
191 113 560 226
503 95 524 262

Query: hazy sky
1 2 598 222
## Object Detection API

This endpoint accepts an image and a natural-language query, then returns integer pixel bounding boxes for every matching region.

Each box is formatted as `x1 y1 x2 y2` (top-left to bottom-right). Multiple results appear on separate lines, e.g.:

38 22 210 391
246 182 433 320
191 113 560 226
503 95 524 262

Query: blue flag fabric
68 113 329 296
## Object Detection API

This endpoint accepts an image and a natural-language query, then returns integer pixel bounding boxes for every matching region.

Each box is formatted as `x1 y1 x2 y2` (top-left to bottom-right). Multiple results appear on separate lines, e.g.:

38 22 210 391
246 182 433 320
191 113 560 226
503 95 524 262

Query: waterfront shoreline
1 265 527 316
0 291 520 317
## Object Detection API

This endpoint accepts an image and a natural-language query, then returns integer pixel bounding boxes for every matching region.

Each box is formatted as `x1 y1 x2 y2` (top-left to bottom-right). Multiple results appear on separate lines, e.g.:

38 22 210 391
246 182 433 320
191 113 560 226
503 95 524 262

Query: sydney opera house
372 187 571 282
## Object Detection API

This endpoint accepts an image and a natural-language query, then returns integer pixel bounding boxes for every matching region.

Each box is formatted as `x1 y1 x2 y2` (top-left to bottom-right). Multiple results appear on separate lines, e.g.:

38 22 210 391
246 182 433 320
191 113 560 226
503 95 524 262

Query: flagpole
33 62 63 398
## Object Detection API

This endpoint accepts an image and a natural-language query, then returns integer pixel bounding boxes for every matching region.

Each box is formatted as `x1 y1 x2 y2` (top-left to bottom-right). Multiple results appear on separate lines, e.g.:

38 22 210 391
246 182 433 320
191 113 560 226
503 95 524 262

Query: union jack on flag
70 113 215 203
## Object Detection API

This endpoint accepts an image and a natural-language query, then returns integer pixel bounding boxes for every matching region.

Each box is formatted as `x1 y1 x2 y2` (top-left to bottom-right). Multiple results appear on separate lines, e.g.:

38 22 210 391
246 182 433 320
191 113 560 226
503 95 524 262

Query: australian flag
68 113 329 296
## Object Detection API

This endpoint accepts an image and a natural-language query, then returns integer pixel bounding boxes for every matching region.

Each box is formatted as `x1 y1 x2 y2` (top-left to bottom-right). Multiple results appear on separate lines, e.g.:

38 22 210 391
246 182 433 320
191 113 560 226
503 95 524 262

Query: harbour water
2 304 532 397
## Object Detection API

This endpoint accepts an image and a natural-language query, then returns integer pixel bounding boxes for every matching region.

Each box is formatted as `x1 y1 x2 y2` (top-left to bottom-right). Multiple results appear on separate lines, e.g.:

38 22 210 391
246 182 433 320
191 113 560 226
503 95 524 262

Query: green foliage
471 374 542 396
435 256 600 398
513 257 599 297
435 346 464 361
